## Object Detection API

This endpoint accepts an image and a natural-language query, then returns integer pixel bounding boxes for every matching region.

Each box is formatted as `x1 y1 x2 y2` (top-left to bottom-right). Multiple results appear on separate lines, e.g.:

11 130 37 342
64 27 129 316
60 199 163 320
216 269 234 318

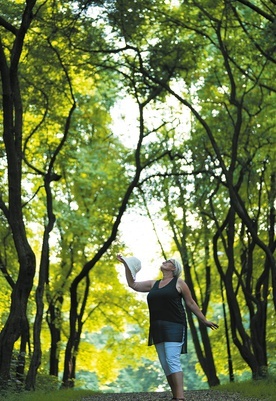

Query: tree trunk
0 249 35 385
213 207 269 379
184 266 220 387
0 0 37 387
61 276 89 387
47 299 62 377
16 321 30 383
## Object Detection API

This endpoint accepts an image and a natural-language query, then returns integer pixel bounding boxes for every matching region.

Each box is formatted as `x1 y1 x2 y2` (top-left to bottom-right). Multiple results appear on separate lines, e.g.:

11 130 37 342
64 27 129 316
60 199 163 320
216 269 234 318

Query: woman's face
160 260 175 274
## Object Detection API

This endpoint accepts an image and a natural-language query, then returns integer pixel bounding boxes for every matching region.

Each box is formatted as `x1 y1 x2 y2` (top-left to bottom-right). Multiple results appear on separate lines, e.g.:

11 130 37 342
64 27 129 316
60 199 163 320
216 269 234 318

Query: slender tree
0 0 38 385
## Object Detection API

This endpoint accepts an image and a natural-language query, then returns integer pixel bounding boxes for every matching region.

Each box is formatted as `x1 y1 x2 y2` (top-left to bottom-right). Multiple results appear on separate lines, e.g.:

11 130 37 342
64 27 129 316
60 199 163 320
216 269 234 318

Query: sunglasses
165 259 175 267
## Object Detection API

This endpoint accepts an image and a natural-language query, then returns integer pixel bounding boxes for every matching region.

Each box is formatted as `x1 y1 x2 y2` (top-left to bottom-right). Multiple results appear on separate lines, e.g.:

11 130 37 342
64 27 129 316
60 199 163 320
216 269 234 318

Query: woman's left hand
205 320 219 330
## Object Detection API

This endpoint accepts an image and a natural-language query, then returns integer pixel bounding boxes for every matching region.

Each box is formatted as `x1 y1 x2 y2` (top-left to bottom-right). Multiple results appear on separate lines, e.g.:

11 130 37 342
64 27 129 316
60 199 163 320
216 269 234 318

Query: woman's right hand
116 254 124 263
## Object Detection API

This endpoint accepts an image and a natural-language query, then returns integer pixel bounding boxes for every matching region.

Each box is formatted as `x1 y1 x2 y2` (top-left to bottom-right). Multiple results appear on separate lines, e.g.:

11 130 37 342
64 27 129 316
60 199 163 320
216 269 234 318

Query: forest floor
81 390 265 401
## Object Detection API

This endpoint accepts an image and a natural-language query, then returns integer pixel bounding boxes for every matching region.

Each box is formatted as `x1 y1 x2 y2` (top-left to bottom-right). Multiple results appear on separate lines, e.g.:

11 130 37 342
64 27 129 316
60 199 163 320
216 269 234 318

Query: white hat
121 256 142 279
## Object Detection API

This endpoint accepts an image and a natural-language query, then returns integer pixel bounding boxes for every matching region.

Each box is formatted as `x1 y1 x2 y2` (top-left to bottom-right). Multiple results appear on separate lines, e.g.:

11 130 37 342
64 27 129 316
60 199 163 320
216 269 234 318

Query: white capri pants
155 341 183 376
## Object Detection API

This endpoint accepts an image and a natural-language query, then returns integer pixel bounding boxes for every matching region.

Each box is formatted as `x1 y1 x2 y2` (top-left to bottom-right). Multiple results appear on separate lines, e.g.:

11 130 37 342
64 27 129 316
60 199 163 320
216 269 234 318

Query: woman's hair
170 259 182 278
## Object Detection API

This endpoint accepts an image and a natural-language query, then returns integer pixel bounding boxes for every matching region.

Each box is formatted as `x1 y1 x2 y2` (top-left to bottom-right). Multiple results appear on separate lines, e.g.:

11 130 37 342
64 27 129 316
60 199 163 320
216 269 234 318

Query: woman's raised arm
117 254 155 292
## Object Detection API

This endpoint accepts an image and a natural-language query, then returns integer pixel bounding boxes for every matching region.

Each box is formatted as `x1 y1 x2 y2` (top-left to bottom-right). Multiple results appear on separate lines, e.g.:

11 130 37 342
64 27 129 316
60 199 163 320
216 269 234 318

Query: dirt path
81 390 263 401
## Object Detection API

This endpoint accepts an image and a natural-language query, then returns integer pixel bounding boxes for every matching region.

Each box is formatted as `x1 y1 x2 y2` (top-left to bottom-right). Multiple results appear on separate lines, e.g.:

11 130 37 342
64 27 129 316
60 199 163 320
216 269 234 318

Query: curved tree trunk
184 264 220 387
25 94 75 391
0 0 37 386
61 97 155 387
162 171 220 387
213 207 269 379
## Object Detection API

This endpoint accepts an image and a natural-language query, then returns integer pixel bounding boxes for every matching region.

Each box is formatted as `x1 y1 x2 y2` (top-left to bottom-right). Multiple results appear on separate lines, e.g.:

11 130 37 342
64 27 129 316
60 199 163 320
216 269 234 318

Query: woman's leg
164 342 184 399
155 342 185 399
167 371 184 399
155 343 170 376
166 373 174 393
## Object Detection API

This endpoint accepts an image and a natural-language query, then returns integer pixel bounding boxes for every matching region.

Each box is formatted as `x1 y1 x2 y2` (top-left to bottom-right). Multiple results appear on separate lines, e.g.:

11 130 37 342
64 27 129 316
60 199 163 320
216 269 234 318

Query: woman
117 254 218 401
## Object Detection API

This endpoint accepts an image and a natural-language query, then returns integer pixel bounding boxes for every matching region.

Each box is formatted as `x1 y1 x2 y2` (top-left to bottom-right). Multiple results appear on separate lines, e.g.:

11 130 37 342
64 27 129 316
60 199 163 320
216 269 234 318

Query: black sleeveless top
147 277 187 353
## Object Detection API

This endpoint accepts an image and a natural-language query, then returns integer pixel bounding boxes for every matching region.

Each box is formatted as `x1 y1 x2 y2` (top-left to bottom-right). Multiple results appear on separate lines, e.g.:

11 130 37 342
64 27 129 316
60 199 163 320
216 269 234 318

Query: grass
0 388 97 401
2 377 276 401
212 377 276 401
